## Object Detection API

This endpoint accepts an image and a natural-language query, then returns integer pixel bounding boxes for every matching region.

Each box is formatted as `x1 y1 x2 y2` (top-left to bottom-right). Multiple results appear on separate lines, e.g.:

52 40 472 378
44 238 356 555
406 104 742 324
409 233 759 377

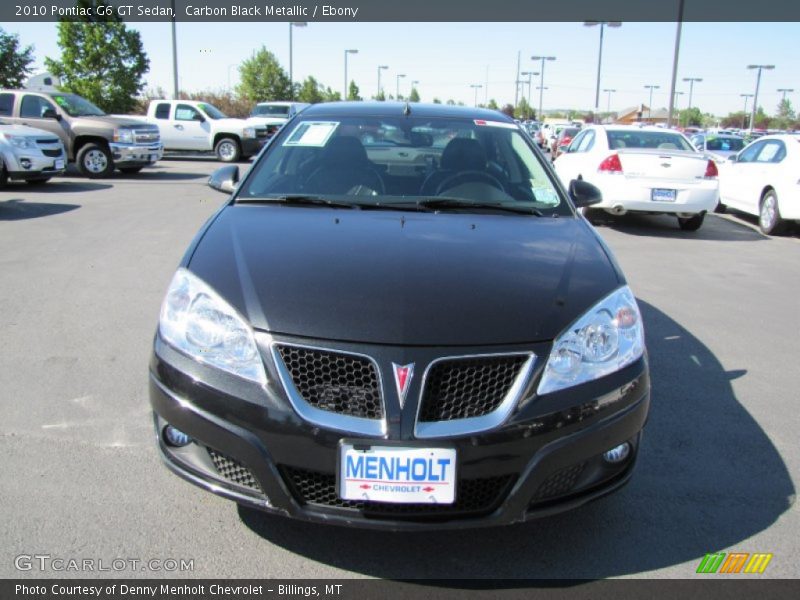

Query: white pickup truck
143 100 269 162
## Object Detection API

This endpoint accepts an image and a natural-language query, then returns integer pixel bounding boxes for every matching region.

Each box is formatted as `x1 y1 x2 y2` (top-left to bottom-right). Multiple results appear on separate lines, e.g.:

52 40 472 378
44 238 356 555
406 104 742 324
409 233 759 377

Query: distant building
615 104 669 125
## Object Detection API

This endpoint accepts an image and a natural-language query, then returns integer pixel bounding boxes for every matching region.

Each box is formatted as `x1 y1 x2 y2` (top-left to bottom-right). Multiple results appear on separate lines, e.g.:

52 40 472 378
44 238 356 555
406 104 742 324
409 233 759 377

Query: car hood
81 115 153 128
246 116 287 127
186 207 622 346
214 117 253 130
0 123 56 137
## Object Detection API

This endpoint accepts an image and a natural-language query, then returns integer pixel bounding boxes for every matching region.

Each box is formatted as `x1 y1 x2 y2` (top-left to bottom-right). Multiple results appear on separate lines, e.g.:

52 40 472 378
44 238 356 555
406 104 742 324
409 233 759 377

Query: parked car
0 120 66 186
149 102 650 530
554 125 719 231
143 100 269 162
690 133 746 162
0 89 162 178
247 101 309 137
553 126 581 158
717 134 800 235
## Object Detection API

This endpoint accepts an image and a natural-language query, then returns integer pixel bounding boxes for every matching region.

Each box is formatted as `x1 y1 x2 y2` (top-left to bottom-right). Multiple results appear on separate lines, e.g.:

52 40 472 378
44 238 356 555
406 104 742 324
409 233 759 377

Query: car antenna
403 102 411 116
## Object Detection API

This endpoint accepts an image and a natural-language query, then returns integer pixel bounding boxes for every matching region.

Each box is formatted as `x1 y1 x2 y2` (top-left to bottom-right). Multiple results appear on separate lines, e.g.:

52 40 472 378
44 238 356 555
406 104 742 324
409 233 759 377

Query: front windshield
198 103 227 119
50 94 105 117
705 136 745 152
252 104 290 117
237 115 567 213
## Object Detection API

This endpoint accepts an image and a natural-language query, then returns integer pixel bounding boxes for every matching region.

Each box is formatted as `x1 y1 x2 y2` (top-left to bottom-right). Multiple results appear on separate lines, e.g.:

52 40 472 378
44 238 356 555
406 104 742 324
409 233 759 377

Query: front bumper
110 142 163 166
2 147 66 179
242 136 269 157
149 335 650 530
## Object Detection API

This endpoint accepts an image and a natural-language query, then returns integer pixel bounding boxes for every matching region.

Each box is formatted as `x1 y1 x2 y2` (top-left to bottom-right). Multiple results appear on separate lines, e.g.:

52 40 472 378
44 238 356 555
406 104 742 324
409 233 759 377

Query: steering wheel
435 171 505 195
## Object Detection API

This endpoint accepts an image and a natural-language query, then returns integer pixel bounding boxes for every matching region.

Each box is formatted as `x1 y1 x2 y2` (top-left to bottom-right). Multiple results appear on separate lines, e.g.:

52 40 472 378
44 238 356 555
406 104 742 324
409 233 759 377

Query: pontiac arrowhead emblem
392 362 414 409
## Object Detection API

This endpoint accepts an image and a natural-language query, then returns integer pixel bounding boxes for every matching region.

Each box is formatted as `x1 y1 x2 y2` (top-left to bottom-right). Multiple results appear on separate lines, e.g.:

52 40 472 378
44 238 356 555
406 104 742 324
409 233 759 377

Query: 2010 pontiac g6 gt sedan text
149 103 650 530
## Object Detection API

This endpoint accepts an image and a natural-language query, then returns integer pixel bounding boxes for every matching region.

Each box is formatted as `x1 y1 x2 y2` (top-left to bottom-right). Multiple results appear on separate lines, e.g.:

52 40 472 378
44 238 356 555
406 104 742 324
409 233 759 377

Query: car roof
591 124 684 133
300 101 517 122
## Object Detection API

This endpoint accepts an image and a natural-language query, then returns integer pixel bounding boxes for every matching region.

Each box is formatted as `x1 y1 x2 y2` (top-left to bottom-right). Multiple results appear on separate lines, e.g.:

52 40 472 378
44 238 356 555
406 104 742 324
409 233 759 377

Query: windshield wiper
236 194 367 209
417 198 543 216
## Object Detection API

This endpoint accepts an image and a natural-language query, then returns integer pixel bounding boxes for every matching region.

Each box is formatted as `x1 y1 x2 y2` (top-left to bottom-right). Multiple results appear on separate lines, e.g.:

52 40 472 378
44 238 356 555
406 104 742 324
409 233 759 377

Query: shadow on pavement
238 300 794 579
2 180 112 193
589 211 769 242
114 170 208 181
0 198 80 220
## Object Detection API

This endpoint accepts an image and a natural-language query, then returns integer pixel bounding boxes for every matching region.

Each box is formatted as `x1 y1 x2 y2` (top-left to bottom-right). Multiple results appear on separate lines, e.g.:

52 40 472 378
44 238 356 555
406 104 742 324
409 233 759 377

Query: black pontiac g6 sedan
149 102 650 530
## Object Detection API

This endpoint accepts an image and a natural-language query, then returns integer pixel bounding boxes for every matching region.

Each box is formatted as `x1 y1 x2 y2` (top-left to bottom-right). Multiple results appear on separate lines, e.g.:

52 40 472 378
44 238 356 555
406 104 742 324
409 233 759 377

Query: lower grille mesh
281 466 514 519
276 345 383 419
419 355 528 422
531 463 585 502
207 449 262 492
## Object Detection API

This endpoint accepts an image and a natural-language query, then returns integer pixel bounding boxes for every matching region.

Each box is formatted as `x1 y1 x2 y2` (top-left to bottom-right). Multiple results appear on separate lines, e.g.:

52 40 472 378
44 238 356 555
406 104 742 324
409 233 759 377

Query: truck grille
207 448 262 492
275 345 383 419
133 129 160 144
418 355 529 422
281 466 514 519
255 128 270 139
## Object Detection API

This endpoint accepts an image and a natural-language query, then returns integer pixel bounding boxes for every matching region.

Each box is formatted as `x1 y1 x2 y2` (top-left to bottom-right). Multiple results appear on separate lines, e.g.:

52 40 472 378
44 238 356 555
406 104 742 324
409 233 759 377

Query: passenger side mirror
208 165 239 194
193 113 206 122
568 179 603 208
42 108 60 120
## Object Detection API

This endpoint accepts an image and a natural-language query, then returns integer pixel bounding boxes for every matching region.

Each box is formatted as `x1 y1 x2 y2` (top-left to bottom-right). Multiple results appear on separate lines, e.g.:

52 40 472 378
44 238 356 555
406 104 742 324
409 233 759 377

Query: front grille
41 149 62 157
36 138 60 145
275 345 383 419
255 128 270 138
281 466 514 519
531 463 585 502
418 355 528 422
134 129 160 144
207 448 262 492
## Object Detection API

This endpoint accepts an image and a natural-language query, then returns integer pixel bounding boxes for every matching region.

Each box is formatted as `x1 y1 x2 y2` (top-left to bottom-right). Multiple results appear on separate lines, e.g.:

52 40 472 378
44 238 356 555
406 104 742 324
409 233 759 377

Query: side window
577 130 595 152
20 95 55 118
736 141 763 163
155 103 171 119
0 93 15 116
567 130 586 153
756 140 785 163
175 104 200 121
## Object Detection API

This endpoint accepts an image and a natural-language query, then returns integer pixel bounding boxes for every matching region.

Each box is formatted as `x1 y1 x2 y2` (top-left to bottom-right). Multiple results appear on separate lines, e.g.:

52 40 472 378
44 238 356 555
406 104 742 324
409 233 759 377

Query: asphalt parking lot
1 159 798 580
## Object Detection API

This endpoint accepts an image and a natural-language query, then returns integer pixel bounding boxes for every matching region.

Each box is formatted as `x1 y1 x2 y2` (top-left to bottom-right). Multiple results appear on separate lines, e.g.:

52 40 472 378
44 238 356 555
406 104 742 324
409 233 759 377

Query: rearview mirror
208 165 239 194
568 179 603 208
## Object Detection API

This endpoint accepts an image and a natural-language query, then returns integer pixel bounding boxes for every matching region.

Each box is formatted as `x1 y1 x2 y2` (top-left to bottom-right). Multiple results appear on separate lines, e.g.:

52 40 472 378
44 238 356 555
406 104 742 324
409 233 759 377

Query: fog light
163 425 191 447
603 442 631 464
20 158 32 169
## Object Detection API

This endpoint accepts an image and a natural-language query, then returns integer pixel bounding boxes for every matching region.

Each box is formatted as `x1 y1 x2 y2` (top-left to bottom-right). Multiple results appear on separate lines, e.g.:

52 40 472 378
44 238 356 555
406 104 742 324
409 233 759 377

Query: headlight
242 127 256 139
3 135 35 149
158 268 266 385
537 286 644 395
113 129 134 143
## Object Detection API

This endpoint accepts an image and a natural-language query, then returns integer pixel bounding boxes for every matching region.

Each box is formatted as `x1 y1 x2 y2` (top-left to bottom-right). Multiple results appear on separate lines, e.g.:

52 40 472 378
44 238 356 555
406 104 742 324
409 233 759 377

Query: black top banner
3 0 800 22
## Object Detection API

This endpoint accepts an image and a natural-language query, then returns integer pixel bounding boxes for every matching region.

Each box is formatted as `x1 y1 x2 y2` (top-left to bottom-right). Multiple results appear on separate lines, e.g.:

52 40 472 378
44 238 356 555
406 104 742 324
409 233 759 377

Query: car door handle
174 124 183 130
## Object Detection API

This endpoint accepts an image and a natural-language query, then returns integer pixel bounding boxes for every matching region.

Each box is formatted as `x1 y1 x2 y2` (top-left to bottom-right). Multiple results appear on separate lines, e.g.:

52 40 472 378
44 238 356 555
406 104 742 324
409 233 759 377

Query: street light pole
470 84 483 107
673 91 684 110
584 22 622 114
644 84 660 118
682 77 702 110
520 71 534 117
747 65 774 131
289 22 307 100
377 65 388 99
531 56 555 123
777 87 794 102
343 48 358 100
411 80 420 101
603 88 615 119
396 74 406 100
170 0 178 98
740 93 754 129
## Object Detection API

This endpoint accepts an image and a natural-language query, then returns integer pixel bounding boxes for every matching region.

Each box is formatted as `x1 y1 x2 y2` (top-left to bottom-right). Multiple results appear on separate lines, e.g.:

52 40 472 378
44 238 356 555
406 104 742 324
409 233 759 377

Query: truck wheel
119 167 143 174
77 143 114 178
215 137 241 163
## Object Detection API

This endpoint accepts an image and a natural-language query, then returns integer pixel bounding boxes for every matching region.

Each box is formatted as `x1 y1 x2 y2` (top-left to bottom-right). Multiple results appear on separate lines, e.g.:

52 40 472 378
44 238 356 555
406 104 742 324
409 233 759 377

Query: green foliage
486 98 499 110
446 99 456 106
44 0 149 113
408 87 420 103
321 87 341 102
347 80 362 101
236 46 292 103
374 89 386 101
678 107 703 127
515 97 532 119
720 111 749 129
0 27 35 88
297 76 324 104
500 104 515 118
432 97 442 104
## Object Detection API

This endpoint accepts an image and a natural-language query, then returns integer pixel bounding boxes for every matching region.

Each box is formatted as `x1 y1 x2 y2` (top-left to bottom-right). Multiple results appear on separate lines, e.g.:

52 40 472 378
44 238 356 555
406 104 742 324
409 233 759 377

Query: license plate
54 159 65 169
651 188 677 202
339 443 456 504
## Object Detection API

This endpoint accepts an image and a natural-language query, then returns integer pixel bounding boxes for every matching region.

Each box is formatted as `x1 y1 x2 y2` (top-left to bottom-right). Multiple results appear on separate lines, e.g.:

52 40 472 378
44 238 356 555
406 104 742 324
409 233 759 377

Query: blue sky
5 21 799 116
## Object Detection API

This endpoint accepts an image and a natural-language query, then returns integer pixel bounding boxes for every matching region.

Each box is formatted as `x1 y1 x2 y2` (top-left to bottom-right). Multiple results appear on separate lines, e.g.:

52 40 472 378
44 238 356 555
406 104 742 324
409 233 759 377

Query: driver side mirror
42 108 61 120
727 154 737 162
208 165 239 194
568 179 603 208
193 113 206 122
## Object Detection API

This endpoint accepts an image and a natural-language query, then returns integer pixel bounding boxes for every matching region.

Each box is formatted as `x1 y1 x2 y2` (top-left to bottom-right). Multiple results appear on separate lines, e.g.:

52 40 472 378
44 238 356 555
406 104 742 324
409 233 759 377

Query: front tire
759 190 786 235
77 143 114 178
678 212 705 231
215 137 241 163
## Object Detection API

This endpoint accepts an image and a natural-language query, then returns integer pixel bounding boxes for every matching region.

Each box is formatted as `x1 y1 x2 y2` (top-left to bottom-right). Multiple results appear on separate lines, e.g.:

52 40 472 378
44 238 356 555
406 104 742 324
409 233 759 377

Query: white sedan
717 134 800 235
554 125 719 231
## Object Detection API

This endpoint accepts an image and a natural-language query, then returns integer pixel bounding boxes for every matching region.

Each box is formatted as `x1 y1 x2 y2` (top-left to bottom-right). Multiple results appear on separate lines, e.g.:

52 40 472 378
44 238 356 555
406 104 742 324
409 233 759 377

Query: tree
236 46 292 103
408 87 420 103
446 99 456 106
515 97 532 120
374 89 386 101
297 76 324 104
321 87 341 102
720 111 749 129
44 0 148 113
347 80 362 101
773 98 796 129
432 97 442 104
678 107 703 127
486 99 499 110
0 28 34 88
500 104 515 118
